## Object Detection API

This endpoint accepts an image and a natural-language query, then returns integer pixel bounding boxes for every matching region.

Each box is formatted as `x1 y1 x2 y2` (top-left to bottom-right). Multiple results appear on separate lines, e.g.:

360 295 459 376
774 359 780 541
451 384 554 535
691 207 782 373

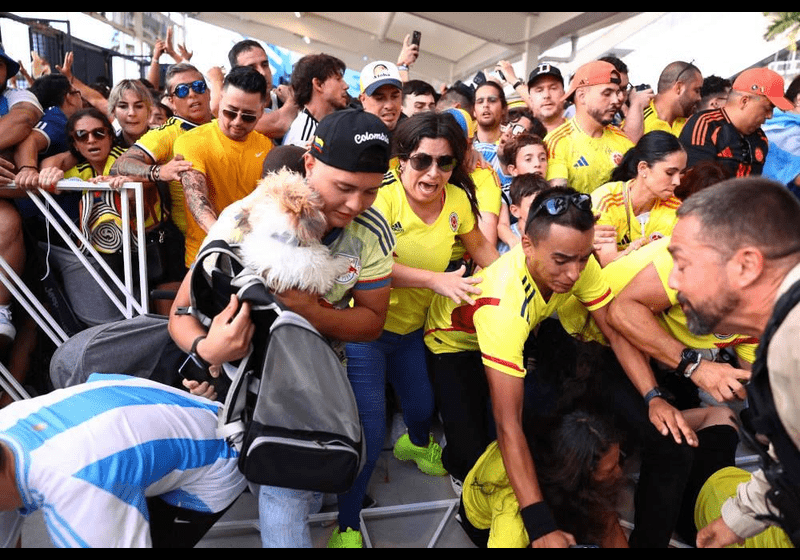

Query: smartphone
474 71 487 86
411 31 421 47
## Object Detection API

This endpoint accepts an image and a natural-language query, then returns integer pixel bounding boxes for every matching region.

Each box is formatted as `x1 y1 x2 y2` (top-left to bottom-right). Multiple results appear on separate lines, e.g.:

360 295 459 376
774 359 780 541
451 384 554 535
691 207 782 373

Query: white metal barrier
0 180 150 400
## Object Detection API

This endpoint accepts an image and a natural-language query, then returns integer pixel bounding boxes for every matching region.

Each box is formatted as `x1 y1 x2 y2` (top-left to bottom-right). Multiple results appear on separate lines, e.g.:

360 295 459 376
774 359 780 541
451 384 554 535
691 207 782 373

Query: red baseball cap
732 68 793 111
561 60 622 103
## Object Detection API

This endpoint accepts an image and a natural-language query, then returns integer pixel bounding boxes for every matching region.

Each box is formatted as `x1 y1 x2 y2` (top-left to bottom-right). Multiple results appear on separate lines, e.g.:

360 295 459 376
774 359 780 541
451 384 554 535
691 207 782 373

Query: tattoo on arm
182 169 217 231
110 146 155 177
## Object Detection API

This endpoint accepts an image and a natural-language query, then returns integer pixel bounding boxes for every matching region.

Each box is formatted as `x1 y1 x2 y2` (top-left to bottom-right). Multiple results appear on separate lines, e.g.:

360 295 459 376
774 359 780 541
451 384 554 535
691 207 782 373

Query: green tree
764 12 800 51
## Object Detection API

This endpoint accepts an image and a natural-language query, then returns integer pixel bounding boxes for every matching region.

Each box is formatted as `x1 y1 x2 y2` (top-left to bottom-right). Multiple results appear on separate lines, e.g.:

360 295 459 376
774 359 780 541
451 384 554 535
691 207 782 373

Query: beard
587 104 617 127
676 290 740 336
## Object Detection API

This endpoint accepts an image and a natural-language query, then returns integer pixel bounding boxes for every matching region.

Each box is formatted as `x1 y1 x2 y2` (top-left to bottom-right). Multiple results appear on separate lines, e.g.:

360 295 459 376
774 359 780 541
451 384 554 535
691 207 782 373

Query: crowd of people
0 20 799 549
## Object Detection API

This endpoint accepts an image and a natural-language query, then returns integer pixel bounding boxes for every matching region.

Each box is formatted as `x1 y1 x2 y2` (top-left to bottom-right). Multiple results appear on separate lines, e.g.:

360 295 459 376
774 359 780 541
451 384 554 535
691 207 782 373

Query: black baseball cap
310 109 390 173
527 63 563 89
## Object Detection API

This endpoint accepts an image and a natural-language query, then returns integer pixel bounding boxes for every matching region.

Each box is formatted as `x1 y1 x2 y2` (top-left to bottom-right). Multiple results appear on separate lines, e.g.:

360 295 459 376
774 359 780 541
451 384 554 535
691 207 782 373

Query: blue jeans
258 485 323 548
336 328 435 531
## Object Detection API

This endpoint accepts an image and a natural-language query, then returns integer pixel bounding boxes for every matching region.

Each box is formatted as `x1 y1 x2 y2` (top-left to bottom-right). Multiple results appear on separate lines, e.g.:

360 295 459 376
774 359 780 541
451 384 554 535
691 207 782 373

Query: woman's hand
430 265 483 305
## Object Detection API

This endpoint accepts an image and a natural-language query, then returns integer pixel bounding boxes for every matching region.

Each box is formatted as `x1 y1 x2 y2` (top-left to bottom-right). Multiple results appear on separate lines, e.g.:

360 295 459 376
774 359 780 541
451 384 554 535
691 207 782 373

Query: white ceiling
184 12 642 88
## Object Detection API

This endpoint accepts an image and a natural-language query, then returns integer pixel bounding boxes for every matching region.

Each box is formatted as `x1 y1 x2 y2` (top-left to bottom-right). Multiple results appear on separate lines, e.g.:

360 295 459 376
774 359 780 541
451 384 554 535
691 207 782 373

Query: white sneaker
0 305 16 342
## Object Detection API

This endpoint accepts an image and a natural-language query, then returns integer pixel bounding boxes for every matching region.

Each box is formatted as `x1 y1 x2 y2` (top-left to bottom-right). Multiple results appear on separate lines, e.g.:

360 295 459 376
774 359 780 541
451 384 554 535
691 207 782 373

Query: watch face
681 348 700 363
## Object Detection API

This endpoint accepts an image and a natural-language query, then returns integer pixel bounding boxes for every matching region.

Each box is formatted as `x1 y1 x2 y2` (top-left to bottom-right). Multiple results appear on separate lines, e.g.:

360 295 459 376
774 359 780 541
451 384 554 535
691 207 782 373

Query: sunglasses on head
170 80 207 98
407 153 458 173
221 108 260 124
530 193 593 220
73 128 109 143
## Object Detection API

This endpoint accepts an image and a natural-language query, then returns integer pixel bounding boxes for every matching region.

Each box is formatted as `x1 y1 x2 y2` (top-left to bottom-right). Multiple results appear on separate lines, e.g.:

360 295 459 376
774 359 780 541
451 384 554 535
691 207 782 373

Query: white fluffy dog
233 168 351 295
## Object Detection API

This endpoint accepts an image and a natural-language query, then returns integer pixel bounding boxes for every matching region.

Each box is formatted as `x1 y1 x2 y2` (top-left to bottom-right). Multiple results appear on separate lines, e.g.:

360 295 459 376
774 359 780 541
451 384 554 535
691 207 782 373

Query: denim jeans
258 485 323 548
336 328 436 531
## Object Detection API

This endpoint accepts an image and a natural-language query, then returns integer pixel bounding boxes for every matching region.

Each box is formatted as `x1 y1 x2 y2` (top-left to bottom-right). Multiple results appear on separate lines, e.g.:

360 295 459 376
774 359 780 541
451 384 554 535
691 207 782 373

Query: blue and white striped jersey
0 374 246 547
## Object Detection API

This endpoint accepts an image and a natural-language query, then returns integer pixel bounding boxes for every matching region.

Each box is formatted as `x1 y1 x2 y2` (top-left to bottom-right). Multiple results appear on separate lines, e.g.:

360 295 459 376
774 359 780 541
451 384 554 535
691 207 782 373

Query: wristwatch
676 347 702 378
643 386 674 406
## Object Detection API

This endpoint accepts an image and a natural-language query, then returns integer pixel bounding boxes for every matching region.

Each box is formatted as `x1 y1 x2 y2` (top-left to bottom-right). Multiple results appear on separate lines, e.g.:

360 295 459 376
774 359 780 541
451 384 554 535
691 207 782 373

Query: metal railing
0 179 150 400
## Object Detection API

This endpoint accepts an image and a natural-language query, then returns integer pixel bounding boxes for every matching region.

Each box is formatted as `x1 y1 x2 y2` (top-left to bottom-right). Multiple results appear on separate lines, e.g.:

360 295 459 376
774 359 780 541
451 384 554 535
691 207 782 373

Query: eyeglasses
530 193 593 220
501 122 527 136
221 108 260 124
73 128 109 143
170 80 207 98
407 153 458 173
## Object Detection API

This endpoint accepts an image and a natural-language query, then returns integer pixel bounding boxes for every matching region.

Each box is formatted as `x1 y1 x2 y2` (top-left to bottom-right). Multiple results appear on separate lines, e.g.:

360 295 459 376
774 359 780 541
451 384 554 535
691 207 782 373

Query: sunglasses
170 80 207 98
407 153 458 173
221 108 260 124
73 127 109 143
530 193 593 220
501 122 527 136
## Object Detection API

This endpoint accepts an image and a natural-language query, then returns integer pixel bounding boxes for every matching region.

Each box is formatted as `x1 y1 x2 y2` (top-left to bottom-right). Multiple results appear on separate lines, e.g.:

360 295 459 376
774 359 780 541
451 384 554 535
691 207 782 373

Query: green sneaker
393 433 447 476
327 527 363 548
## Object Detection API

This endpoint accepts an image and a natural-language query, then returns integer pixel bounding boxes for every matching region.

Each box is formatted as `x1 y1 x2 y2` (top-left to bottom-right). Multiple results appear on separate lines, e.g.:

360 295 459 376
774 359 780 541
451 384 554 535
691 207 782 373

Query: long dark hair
525 410 623 544
391 111 480 221
610 130 684 182
66 107 118 161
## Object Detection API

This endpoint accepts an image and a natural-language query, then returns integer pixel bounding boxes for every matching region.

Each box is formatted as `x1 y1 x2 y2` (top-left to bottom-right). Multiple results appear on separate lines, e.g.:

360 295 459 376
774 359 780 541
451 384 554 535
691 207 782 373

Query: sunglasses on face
221 108 260 124
73 128 109 143
170 80 207 98
530 193 593 219
501 122 527 136
407 153 458 173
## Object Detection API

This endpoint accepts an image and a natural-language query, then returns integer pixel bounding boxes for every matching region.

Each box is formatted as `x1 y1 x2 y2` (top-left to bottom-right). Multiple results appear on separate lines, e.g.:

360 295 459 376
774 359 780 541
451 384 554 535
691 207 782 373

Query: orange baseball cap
561 60 622 103
732 68 793 111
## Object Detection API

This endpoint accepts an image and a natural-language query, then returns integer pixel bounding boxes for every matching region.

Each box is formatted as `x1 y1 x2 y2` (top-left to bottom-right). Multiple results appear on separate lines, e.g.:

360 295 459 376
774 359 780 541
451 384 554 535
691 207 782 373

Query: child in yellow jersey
592 131 686 266
337 112 499 546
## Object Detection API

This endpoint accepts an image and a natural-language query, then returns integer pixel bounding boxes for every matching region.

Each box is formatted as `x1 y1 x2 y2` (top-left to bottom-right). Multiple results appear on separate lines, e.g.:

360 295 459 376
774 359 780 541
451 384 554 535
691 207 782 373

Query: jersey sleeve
475 302 530 378
173 130 208 176
544 134 569 183
353 206 395 291
573 256 614 311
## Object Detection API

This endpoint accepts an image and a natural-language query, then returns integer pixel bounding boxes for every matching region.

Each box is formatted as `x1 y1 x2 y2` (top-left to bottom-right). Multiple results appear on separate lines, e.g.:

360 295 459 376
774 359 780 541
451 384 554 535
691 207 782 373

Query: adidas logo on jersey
573 156 589 168
391 221 404 234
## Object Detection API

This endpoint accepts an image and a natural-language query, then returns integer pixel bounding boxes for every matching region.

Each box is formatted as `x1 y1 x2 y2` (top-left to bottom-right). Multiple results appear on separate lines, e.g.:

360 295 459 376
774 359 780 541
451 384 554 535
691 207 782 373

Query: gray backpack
190 240 366 493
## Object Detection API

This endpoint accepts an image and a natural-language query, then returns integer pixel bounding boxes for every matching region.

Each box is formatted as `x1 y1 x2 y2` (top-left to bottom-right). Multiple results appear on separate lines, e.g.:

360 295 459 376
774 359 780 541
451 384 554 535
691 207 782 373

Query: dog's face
236 169 352 295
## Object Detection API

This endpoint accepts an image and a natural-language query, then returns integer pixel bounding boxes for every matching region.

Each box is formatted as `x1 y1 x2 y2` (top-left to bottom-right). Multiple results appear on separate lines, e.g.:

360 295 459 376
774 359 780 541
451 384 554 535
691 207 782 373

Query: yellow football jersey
544 118 634 194
375 169 477 335
424 244 613 378
643 99 687 137
558 237 758 363
591 180 681 249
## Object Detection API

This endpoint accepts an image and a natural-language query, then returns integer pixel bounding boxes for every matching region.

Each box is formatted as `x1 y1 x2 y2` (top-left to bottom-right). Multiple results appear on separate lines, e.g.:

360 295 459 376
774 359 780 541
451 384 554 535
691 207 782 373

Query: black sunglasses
407 153 458 173
73 127 109 142
221 108 260 124
530 193 593 220
171 80 207 98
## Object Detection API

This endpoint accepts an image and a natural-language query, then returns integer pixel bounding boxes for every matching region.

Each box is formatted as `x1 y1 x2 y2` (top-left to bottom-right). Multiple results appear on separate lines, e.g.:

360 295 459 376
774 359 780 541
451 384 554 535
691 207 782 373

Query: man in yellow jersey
424 186 668 547
622 61 703 144
174 66 273 267
545 60 634 194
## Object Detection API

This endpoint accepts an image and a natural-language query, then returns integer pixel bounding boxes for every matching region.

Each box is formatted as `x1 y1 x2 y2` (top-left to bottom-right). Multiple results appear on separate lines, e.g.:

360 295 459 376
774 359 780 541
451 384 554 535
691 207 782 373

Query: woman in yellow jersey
460 410 628 548
37 108 151 326
334 112 499 545
591 131 686 267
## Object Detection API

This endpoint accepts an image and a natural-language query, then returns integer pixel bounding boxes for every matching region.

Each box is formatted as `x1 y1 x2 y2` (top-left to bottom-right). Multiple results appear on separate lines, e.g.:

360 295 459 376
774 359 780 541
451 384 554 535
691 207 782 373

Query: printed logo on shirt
573 156 589 168
391 221 404 234
449 212 459 232
755 147 765 163
335 253 361 284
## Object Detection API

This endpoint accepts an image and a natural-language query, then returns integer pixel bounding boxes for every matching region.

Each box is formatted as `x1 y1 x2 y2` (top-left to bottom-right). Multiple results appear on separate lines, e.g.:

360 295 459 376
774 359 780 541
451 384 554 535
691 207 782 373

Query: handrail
0 180 152 401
